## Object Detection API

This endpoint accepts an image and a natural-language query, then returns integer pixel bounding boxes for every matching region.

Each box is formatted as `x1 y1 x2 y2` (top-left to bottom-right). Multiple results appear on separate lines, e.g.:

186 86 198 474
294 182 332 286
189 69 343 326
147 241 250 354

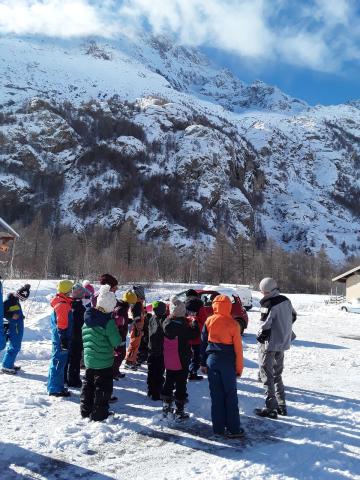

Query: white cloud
119 0 274 58
0 0 359 72
0 0 117 37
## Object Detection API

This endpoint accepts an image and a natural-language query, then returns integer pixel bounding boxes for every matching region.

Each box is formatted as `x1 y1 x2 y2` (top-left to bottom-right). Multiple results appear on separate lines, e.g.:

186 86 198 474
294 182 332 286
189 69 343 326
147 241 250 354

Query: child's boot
174 401 189 420
162 398 173 418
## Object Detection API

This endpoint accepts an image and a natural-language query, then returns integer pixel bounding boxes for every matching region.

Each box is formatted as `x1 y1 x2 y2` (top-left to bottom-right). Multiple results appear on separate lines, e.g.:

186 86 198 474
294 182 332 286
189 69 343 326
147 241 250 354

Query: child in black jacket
147 301 167 401
162 296 199 419
66 283 86 387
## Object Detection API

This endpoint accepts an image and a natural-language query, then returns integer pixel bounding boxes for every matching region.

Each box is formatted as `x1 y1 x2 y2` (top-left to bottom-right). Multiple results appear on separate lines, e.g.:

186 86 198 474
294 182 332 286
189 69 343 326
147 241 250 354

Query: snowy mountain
1 34 360 260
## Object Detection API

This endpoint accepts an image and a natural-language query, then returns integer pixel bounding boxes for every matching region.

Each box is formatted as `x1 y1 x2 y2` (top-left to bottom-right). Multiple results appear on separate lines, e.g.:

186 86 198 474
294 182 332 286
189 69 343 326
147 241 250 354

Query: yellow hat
57 279 74 295
122 290 138 304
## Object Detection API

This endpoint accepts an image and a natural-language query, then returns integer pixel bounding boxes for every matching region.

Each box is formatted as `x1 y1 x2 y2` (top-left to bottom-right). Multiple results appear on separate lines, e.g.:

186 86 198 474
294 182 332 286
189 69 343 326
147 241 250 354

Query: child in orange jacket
200 295 244 438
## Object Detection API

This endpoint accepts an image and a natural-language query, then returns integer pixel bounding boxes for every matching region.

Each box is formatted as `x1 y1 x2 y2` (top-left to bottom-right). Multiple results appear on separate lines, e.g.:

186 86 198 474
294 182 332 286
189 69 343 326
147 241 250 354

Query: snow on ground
0 281 359 480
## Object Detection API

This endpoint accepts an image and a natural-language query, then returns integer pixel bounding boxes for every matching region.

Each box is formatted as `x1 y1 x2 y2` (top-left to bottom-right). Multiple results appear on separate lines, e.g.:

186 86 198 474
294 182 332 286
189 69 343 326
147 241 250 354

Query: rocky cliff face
0 34 359 261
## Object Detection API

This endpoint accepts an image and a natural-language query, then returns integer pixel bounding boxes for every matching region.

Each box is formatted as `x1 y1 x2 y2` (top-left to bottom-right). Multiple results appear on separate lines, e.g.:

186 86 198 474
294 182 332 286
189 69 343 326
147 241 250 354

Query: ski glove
256 329 271 344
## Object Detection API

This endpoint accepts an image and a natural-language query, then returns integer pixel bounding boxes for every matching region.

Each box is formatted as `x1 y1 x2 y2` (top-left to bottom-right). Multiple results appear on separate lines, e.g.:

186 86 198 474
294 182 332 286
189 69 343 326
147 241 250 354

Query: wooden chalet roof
332 265 360 283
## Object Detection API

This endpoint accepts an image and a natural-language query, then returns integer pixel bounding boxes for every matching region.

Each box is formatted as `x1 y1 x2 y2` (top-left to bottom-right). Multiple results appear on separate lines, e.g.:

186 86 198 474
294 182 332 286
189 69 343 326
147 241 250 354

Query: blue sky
204 47 359 105
0 0 359 105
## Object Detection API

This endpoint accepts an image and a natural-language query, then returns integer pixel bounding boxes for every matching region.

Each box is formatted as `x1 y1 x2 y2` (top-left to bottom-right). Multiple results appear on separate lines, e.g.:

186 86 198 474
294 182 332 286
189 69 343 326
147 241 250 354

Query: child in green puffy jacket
80 285 121 421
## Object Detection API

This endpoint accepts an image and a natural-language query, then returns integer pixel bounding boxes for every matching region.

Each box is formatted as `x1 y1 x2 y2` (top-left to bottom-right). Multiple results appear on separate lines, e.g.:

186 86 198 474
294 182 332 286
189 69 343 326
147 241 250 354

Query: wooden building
332 266 360 301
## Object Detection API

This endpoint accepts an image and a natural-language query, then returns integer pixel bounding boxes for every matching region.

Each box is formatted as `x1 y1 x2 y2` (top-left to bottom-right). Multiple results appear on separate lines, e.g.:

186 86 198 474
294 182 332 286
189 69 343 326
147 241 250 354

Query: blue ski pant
47 315 70 394
207 353 241 435
48 340 69 394
0 321 6 352
2 319 24 369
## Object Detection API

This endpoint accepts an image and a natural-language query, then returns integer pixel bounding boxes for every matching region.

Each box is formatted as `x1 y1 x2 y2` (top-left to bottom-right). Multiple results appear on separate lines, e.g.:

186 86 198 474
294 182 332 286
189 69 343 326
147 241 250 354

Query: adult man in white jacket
255 277 297 419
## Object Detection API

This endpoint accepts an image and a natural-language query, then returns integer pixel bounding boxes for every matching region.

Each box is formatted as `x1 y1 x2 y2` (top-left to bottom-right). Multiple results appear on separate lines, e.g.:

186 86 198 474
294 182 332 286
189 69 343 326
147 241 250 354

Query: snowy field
0 280 359 480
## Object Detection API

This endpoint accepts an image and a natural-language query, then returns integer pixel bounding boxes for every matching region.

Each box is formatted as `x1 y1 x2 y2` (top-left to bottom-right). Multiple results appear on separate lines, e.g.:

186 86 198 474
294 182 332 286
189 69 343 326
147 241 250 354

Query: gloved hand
256 329 271 344
190 319 198 328
60 336 69 351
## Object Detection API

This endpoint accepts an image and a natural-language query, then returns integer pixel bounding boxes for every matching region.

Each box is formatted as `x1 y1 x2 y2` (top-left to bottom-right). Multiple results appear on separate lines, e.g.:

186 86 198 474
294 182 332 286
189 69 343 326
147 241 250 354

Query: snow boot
174 402 189 420
1 367 17 375
254 407 278 419
226 428 245 439
49 389 71 398
162 400 173 418
188 372 204 381
14 365 21 372
124 362 137 371
277 405 288 416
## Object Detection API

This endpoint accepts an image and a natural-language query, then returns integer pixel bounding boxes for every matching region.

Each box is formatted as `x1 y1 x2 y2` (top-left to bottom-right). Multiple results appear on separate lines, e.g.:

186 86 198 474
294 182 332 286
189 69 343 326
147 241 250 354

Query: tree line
2 215 356 294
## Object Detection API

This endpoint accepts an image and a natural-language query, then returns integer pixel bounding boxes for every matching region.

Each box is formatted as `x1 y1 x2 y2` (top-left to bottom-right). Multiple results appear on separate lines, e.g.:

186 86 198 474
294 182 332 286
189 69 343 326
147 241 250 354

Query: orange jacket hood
212 295 232 317
51 293 72 330
51 293 72 309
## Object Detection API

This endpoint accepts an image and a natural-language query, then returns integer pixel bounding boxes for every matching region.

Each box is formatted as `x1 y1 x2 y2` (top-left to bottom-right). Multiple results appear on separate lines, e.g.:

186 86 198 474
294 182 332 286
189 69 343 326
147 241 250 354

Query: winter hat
72 283 86 299
123 290 138 304
82 280 95 296
16 284 31 301
186 289 198 298
96 284 117 313
259 277 278 293
99 273 118 289
169 296 186 317
57 279 74 295
152 300 167 317
133 284 145 300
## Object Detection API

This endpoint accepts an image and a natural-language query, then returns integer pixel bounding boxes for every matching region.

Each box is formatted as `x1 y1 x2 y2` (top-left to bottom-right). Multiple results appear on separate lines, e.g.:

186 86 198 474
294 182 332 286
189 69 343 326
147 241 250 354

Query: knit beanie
82 280 95 296
169 296 186 317
123 290 138 304
72 283 86 299
57 279 74 295
99 273 118 289
186 289 198 298
259 277 278 293
133 284 145 300
96 284 117 313
152 300 167 317
16 284 31 301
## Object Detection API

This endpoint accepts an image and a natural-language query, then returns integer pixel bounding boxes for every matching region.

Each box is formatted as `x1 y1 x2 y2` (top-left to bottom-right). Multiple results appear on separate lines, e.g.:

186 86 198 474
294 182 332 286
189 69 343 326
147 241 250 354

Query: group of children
1 274 296 438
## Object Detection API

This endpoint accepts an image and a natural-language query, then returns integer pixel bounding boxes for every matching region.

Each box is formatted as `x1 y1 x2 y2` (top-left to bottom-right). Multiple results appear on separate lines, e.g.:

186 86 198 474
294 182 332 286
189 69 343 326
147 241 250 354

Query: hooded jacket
162 315 199 370
258 290 296 351
200 295 243 376
50 294 73 342
148 302 167 356
3 294 24 322
82 306 121 369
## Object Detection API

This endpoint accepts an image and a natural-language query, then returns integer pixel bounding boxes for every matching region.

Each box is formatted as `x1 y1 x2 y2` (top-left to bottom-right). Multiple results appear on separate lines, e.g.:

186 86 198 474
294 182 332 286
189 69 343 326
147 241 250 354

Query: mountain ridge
0 33 359 262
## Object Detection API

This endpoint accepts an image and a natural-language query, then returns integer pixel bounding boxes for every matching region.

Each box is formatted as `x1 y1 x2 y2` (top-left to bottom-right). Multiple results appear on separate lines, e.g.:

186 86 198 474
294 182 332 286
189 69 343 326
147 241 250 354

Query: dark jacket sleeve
132 302 142 322
186 319 200 341
200 324 209 367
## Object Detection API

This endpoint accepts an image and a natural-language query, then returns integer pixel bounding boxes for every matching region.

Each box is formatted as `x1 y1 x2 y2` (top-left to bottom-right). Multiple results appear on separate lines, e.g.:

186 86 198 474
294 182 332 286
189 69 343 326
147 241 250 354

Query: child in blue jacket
2 284 30 374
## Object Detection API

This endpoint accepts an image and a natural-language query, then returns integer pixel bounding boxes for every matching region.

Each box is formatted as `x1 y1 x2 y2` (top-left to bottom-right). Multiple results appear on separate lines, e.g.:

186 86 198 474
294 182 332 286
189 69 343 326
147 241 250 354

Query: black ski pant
67 338 83 386
147 354 165 397
113 344 126 378
80 367 113 421
162 368 188 404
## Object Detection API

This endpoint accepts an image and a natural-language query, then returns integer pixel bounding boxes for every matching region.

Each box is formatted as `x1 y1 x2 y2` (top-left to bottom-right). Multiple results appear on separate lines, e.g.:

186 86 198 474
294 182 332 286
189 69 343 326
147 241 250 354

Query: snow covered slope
0 280 359 479
1 34 360 260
